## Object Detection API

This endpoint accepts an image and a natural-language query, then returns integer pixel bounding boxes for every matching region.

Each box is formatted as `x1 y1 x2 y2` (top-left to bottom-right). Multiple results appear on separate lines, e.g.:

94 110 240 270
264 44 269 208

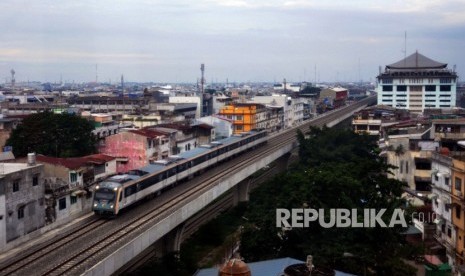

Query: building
35 154 117 224
431 149 455 265
377 51 458 113
99 129 170 173
0 157 45 252
383 120 435 191
249 95 304 128
197 115 234 140
352 105 409 136
319 87 348 108
219 104 260 134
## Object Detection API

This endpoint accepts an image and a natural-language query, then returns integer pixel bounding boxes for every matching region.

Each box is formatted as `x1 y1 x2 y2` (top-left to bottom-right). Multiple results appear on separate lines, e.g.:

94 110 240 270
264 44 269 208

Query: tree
240 127 416 275
6 111 96 158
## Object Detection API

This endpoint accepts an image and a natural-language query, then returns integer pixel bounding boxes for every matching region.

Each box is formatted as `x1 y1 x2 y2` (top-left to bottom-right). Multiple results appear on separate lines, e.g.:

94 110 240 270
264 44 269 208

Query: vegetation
6 111 96 157
126 204 247 276
240 126 417 275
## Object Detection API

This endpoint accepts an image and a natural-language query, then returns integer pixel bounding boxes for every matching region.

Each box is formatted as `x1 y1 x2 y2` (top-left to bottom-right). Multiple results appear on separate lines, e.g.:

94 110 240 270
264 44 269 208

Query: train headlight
94 203 98 207
95 185 100 190
110 204 114 209
113 187 118 191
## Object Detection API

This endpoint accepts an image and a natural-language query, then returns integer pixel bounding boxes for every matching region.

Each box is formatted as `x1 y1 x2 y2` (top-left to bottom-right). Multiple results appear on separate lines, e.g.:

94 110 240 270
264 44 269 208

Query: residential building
197 115 234 140
99 129 170 173
219 103 260 134
0 157 44 252
383 121 435 191
452 156 465 266
431 150 455 265
249 95 304 128
377 51 458 113
352 105 410 136
36 154 117 224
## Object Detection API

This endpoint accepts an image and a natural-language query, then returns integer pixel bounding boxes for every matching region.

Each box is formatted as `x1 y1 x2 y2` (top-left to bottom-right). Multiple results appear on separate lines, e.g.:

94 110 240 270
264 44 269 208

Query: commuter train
92 130 268 216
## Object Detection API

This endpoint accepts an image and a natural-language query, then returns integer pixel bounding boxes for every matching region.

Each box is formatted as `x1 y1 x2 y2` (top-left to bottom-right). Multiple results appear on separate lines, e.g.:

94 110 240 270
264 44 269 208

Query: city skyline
0 0 464 84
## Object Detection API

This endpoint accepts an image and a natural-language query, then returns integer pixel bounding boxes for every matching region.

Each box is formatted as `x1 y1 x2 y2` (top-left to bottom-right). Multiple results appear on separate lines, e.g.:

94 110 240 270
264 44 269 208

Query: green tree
6 111 96 158
241 127 416 275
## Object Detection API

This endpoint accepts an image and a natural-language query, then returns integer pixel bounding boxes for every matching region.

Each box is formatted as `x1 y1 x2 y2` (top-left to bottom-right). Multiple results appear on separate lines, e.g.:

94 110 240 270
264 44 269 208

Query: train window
168 168 177 177
177 163 186 173
119 191 122 202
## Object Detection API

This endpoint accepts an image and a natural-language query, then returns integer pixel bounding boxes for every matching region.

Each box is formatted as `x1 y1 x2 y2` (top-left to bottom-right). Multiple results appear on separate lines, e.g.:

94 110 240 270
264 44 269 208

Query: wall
100 132 149 173
3 164 45 244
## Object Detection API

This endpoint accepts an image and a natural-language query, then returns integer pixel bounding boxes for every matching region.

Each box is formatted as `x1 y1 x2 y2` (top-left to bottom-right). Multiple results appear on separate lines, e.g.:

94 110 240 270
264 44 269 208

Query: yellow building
219 104 258 134
452 157 465 265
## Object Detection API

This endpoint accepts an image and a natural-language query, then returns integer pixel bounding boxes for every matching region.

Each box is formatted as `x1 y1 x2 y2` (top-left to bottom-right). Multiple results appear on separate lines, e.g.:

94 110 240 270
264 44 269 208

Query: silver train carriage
92 130 267 216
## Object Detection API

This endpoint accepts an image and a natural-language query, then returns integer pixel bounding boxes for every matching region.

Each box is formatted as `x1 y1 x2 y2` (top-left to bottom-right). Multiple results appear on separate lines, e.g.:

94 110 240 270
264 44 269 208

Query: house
0 156 44 253
35 154 116 224
99 129 170 173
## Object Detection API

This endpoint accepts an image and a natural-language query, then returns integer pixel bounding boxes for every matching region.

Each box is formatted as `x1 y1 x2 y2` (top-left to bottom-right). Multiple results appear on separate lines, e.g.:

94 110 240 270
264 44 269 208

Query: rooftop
0 162 42 175
37 154 115 170
386 52 447 70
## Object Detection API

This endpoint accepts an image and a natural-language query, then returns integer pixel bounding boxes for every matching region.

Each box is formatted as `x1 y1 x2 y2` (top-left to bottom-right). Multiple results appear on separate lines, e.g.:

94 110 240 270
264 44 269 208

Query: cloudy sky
1 0 464 84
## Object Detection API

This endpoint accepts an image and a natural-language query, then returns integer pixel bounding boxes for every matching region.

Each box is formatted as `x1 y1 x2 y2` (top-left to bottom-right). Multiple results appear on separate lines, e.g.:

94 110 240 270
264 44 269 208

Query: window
94 165 105 175
441 224 446 233
445 177 450 186
236 125 243 131
448 227 452 238
440 85 451 92
59 198 67 210
409 85 422 92
400 160 404 173
434 174 439 182
405 162 408 174
13 179 20 192
382 86 393 91
456 205 461 219
396 85 407 92
18 207 25 219
236 115 243 121
425 85 436 92
70 172 77 183
70 196 77 205
32 174 39 186
455 177 462 191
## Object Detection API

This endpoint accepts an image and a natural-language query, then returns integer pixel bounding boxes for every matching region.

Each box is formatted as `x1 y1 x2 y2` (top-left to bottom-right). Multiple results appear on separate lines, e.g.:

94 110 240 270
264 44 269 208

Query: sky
1 0 465 84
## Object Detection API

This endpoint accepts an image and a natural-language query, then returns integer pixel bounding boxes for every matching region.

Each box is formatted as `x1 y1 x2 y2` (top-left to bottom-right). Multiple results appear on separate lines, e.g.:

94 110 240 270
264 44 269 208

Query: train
92 130 268 216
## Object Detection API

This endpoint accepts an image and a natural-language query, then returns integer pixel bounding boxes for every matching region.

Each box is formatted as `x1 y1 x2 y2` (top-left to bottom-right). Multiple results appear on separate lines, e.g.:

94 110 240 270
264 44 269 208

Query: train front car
92 181 121 216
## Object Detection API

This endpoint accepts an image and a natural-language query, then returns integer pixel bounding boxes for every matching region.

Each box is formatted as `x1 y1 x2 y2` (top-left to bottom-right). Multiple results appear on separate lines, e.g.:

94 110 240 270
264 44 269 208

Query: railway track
0 95 375 276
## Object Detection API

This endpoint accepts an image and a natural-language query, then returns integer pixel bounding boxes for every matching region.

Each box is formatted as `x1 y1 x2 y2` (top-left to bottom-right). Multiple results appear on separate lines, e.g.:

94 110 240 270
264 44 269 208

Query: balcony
434 132 465 140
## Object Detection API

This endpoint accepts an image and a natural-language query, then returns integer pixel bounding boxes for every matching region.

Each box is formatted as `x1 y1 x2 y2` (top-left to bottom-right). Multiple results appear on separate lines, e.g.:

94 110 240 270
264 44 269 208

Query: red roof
194 123 214 130
37 154 115 170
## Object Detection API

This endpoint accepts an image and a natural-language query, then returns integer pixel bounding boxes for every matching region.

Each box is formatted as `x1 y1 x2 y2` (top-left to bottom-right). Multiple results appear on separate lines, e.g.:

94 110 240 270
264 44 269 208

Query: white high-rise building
377 52 458 113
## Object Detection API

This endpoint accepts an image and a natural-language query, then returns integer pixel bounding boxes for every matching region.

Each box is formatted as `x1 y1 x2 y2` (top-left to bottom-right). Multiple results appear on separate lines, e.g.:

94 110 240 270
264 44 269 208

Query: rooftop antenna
200 63 205 117
402 31 407 67
95 64 98 83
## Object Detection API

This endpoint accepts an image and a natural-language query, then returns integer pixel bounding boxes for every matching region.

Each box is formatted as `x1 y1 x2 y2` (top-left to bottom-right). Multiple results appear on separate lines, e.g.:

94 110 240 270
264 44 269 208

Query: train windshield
95 191 115 200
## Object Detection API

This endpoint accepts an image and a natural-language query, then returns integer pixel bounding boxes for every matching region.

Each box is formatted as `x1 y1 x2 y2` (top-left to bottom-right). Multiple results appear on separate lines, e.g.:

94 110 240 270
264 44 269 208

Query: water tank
27 152 36 166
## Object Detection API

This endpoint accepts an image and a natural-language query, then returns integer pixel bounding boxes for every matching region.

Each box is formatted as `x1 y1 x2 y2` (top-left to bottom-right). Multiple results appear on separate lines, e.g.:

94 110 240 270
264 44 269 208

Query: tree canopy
240 126 417 275
6 111 96 158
